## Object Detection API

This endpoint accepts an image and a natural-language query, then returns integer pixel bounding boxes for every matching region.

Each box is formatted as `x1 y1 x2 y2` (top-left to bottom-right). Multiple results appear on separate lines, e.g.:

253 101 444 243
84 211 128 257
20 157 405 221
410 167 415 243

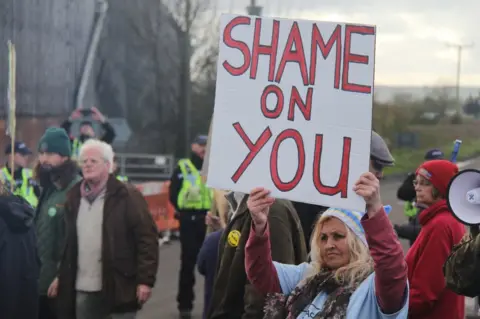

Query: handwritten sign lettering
207 14 376 211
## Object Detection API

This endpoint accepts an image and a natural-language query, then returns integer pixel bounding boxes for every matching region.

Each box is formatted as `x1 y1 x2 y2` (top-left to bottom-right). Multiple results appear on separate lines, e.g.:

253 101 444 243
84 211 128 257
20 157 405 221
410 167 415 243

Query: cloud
212 0 479 86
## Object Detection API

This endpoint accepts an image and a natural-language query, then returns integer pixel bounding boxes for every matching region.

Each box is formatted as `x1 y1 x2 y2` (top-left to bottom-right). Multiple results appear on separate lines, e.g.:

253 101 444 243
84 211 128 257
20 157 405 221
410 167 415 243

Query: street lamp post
445 42 474 114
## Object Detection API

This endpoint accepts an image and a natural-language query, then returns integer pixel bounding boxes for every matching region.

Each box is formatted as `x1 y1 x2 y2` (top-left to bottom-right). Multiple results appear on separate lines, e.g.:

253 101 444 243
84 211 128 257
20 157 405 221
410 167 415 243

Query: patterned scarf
80 178 107 203
263 269 371 319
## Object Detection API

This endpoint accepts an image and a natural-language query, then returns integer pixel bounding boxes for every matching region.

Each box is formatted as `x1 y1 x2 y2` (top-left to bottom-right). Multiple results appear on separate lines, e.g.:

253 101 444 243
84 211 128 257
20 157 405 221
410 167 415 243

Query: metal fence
116 152 175 182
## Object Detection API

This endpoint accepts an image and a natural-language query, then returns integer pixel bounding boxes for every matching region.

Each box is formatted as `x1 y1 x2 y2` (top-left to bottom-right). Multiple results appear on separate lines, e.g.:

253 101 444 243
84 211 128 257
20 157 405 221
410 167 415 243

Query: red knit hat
416 159 459 197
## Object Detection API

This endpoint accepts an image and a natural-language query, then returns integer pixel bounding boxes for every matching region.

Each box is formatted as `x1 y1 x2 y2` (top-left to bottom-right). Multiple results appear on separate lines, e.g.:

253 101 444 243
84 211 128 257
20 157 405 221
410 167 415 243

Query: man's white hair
78 139 114 173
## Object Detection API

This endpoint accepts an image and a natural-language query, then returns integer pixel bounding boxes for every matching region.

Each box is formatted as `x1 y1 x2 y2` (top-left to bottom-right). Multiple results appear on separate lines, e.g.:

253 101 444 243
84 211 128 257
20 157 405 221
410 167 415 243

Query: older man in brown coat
53 139 159 319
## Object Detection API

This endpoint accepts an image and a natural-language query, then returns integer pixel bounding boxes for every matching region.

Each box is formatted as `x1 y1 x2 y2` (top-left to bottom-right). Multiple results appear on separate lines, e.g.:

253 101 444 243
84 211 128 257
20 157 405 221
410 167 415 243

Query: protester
0 191 40 319
169 134 213 318
197 230 223 319
1 141 40 207
369 131 395 179
196 189 229 319
61 107 116 159
444 228 480 297
53 139 159 319
34 127 82 319
395 149 444 246
243 172 408 318
405 159 465 319
196 130 228 319
292 130 395 251
207 191 307 318
468 227 480 309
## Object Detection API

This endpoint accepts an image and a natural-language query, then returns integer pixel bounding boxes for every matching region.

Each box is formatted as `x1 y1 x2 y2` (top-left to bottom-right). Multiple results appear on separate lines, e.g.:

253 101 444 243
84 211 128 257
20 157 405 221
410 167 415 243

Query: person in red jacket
405 159 465 319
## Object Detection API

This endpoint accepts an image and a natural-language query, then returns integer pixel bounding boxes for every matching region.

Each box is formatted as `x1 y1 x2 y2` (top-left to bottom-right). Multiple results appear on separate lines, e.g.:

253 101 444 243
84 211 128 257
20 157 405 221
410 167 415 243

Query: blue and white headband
322 205 392 246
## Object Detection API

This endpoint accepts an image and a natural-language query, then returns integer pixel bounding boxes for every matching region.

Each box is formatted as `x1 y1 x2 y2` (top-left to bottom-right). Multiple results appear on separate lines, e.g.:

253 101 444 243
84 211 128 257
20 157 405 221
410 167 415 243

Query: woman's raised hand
247 187 275 235
353 172 383 216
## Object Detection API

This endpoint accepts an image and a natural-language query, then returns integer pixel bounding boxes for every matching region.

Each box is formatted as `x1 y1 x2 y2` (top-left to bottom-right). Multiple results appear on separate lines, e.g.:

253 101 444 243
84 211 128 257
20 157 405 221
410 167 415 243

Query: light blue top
274 262 409 319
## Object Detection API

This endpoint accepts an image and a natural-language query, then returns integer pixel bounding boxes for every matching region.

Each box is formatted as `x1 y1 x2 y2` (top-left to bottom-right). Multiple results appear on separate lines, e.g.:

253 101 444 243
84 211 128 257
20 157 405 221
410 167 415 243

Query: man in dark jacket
0 194 40 319
169 135 213 318
207 193 307 319
35 127 82 319
395 148 444 246
61 107 116 159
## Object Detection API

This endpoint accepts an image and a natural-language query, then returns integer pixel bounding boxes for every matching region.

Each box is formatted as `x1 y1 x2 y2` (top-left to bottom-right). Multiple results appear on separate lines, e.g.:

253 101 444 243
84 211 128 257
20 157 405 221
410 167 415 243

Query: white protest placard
207 14 376 212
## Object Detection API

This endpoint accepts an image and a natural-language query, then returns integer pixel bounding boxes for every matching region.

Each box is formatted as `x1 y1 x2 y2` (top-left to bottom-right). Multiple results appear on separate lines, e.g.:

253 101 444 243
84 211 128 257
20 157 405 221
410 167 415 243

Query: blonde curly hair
306 215 373 287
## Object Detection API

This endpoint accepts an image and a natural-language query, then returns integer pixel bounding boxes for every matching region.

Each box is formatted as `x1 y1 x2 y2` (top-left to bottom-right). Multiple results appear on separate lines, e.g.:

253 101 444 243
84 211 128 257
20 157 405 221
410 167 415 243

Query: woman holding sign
244 172 409 318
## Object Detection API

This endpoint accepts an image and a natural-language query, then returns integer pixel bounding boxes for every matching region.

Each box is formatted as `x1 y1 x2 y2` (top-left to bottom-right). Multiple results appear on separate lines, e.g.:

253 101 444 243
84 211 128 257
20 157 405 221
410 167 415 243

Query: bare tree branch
191 18 219 84
162 0 212 32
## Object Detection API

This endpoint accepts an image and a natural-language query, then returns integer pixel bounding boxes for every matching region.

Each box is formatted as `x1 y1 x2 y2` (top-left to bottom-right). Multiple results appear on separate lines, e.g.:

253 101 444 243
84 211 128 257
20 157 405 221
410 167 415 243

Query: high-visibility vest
404 201 418 218
72 139 83 160
177 159 213 210
117 175 128 182
1 167 38 207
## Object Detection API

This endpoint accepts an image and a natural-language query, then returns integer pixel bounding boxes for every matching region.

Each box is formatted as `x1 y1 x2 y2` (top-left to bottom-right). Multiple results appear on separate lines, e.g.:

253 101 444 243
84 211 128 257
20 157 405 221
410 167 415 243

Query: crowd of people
1 107 480 319
0 109 159 319
171 126 480 319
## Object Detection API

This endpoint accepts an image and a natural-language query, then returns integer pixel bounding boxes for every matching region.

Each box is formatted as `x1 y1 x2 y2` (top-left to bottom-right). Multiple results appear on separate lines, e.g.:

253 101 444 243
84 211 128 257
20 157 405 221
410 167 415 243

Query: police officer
60 107 116 159
1 141 40 208
116 175 128 182
169 135 212 319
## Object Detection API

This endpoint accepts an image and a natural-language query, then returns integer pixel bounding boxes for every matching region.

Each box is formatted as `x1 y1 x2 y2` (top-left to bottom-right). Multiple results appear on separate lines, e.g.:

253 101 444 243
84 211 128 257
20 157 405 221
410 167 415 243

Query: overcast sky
212 0 479 87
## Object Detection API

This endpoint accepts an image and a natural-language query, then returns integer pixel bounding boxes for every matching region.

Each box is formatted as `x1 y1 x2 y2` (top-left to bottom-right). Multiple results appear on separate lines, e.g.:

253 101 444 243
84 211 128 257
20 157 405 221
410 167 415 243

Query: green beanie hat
38 127 72 157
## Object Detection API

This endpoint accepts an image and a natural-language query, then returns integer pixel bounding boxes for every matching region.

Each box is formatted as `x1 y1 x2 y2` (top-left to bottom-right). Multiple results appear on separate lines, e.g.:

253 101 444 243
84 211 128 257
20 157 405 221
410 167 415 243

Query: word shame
222 16 375 94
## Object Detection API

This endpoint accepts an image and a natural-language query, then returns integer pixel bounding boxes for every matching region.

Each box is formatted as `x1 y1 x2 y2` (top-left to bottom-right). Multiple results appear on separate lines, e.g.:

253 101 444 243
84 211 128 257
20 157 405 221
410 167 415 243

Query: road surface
138 158 480 319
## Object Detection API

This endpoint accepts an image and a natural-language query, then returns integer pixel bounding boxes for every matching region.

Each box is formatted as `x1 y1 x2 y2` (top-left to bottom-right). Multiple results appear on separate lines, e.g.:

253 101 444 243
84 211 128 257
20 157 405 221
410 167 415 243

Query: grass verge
384 138 480 176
